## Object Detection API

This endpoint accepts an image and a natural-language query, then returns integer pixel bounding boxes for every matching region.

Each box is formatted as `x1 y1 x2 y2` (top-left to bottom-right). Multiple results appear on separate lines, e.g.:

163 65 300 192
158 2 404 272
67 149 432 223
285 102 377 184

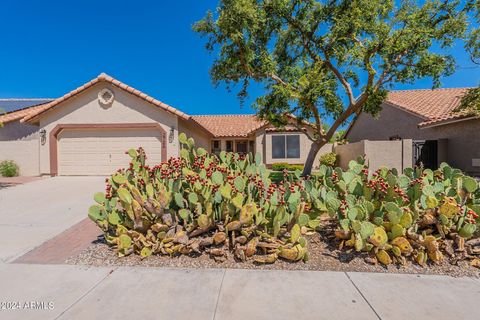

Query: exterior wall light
39 129 47 145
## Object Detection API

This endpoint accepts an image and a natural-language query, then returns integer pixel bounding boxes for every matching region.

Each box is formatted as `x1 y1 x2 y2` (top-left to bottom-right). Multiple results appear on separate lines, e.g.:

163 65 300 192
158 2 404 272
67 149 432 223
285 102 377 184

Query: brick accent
13 219 101 264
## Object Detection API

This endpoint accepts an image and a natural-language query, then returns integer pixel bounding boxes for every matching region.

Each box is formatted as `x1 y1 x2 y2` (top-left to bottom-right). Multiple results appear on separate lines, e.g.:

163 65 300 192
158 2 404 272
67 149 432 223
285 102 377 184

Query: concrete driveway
0 177 105 262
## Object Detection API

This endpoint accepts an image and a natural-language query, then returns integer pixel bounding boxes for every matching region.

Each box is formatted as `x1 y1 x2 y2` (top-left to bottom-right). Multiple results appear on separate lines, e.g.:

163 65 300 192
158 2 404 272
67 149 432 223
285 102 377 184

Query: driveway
0 177 105 262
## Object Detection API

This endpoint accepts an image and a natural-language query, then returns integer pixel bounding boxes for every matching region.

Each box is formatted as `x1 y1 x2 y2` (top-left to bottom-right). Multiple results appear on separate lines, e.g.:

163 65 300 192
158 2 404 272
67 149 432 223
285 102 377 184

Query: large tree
466 0 479 64
460 0 480 113
194 0 477 175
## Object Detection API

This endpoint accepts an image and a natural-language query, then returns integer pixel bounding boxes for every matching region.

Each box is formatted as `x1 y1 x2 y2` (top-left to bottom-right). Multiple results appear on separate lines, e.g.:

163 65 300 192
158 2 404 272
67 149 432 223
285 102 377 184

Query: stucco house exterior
346 88 480 176
0 73 328 176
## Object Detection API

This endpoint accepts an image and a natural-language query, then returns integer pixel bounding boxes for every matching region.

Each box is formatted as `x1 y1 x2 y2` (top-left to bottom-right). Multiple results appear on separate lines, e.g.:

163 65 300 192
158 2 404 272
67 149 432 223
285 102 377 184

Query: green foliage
319 152 337 167
271 163 304 171
0 160 19 177
89 133 314 263
194 0 475 175
458 87 480 115
465 0 479 64
329 161 480 266
322 124 346 143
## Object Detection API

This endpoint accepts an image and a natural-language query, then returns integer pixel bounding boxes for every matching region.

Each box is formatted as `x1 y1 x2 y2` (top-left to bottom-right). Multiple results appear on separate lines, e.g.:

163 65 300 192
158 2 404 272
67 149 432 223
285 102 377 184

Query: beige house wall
178 118 211 151
0 121 39 141
364 140 412 172
0 140 39 176
347 103 426 142
335 141 365 169
254 128 333 169
37 82 179 175
335 140 413 173
347 103 480 175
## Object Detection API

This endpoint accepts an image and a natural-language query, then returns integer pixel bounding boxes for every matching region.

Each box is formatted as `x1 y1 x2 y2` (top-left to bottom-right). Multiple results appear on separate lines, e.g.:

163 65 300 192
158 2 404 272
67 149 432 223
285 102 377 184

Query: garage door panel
58 129 163 176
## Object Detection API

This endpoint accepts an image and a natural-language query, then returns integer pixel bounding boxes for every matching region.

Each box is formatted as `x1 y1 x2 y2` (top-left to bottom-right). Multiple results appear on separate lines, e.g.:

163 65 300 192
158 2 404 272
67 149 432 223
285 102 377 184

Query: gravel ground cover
67 221 480 278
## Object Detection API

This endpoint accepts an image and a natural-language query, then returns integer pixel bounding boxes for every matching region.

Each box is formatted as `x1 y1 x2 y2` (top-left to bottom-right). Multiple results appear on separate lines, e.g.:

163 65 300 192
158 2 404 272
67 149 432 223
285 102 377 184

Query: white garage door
58 128 163 175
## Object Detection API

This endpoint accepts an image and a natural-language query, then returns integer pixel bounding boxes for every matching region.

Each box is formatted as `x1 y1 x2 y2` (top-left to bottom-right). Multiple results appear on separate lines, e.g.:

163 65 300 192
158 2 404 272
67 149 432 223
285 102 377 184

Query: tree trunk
302 140 324 176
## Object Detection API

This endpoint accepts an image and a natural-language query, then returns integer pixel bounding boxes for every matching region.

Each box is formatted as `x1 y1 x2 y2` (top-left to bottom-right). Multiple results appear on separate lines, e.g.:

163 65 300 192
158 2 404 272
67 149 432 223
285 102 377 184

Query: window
272 135 286 158
286 135 300 158
212 140 221 155
236 141 248 154
272 134 300 159
226 140 233 152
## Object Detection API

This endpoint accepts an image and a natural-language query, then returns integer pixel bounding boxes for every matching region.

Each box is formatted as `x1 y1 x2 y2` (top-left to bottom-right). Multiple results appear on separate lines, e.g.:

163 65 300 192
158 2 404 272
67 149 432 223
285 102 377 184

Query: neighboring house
0 99 53 140
346 88 480 176
0 73 328 176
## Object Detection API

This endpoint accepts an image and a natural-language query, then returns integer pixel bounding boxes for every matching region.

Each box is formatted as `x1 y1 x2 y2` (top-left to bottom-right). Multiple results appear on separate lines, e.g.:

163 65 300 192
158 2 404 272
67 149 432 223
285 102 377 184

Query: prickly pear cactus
88 133 319 263
329 159 480 266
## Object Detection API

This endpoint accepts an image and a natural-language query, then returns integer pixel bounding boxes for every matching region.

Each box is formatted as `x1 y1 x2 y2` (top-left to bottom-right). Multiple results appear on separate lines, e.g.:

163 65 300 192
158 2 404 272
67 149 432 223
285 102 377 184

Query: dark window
286 135 300 158
272 135 300 159
236 141 248 154
226 140 233 152
212 140 221 155
272 135 286 158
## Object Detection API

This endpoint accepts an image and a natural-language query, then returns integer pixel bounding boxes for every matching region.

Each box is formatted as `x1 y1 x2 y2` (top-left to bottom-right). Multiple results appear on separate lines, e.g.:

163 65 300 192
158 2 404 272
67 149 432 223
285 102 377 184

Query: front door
413 140 438 169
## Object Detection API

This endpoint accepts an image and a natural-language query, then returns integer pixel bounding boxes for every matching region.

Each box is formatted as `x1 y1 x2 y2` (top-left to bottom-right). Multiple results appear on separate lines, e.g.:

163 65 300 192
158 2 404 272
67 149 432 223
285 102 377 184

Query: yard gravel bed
66 224 480 278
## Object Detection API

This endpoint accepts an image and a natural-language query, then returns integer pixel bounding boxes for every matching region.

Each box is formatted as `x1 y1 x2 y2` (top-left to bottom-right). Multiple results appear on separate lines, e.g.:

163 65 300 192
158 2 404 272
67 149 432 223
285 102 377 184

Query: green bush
0 160 19 177
319 152 337 167
271 162 304 171
271 162 289 171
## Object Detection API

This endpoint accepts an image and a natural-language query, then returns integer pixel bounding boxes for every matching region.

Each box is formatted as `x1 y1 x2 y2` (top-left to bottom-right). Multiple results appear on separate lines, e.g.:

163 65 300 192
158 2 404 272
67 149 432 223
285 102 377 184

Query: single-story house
0 73 330 176
346 88 480 176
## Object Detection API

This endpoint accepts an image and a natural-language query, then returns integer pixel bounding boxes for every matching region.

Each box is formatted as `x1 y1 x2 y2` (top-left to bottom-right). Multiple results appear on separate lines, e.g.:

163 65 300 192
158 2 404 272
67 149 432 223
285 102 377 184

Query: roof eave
383 101 430 120
419 115 479 129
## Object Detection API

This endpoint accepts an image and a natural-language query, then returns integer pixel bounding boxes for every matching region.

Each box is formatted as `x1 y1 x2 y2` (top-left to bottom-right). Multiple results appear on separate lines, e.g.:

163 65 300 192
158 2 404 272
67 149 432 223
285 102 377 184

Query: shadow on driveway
0 176 45 189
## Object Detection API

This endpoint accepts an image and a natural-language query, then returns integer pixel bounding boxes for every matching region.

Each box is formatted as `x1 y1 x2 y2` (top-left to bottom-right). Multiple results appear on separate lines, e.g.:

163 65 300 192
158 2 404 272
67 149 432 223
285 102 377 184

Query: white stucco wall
37 82 179 175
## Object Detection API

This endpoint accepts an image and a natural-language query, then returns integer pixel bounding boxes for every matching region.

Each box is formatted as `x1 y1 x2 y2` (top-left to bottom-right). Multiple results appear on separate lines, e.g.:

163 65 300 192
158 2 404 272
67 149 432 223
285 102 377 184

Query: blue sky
0 0 478 117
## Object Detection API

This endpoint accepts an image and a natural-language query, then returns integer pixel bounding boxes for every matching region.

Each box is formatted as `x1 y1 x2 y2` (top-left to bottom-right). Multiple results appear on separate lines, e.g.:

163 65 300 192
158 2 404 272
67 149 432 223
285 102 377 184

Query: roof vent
98 88 114 106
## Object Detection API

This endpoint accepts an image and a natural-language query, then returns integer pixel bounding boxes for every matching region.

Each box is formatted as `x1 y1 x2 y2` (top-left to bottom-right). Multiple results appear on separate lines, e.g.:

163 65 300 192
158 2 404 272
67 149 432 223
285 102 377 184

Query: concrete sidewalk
0 263 478 320
0 177 104 262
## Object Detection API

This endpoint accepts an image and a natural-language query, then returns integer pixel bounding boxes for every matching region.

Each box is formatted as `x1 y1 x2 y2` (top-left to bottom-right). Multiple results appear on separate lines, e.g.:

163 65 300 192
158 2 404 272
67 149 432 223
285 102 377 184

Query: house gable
35 80 182 175
22 73 189 124
346 102 426 142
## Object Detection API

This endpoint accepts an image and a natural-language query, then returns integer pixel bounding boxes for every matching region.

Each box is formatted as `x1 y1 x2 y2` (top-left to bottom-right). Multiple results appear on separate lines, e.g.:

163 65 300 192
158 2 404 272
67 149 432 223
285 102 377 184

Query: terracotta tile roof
21 73 189 123
418 111 478 127
191 114 267 138
265 125 301 132
0 102 51 124
385 88 471 126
